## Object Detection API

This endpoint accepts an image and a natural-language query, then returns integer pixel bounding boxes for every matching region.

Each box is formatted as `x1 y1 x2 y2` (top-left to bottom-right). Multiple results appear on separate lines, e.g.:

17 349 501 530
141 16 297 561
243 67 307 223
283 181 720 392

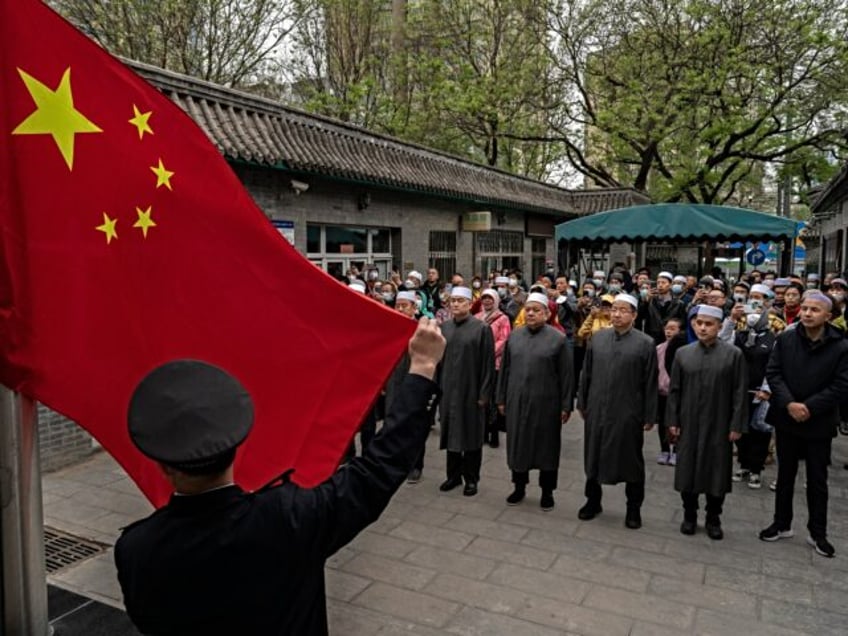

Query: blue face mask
609 284 621 293
640 289 650 299
671 284 683 295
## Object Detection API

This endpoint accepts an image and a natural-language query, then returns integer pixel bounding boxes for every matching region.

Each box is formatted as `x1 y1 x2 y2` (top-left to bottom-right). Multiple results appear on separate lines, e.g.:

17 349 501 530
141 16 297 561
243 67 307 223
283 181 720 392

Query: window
531 237 547 279
476 230 524 275
307 224 394 277
428 231 457 280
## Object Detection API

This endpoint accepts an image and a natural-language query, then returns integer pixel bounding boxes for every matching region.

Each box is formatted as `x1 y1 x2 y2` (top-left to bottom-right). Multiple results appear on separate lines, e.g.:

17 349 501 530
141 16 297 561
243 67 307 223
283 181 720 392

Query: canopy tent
556 203 800 278
555 203 798 244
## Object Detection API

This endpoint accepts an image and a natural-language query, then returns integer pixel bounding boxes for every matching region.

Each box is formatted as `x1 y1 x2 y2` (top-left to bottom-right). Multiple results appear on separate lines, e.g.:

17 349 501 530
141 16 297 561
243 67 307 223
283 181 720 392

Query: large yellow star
133 205 156 238
128 104 153 140
95 213 118 244
12 67 102 171
150 158 174 190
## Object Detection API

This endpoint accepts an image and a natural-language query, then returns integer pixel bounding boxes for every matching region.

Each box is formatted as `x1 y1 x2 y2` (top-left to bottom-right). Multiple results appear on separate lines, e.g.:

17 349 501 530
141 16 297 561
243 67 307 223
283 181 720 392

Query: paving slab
40 417 848 634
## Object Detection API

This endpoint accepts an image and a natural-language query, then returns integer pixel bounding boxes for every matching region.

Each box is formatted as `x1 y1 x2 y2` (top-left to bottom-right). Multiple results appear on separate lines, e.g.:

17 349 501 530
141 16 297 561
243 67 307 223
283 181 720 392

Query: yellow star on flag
150 158 174 190
128 104 153 140
133 206 156 238
12 67 102 171
95 213 118 244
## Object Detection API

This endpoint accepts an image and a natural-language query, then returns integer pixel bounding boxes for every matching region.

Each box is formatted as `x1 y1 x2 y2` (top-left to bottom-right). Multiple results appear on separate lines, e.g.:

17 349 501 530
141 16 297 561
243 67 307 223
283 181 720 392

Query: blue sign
747 249 766 266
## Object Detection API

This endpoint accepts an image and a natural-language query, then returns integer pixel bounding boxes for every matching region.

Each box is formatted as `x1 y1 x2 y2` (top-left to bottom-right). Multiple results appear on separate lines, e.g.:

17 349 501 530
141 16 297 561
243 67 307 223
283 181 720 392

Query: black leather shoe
506 488 526 505
706 522 724 541
463 482 478 497
488 432 500 448
625 508 642 529
680 520 696 535
439 477 462 492
540 491 555 512
578 502 602 520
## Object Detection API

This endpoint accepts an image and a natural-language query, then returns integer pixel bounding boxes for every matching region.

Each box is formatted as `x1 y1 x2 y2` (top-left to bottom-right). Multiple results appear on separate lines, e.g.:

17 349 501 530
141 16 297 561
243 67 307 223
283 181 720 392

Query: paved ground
44 418 848 635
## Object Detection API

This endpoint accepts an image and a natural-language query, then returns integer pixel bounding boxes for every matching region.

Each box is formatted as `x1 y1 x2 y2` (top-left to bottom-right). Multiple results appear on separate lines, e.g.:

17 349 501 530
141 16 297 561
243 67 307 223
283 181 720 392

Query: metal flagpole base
0 387 49 635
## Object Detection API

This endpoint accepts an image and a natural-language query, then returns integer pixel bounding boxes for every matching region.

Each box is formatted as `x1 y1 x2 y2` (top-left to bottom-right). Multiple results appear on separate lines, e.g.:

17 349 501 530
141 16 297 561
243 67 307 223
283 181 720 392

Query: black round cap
128 360 254 468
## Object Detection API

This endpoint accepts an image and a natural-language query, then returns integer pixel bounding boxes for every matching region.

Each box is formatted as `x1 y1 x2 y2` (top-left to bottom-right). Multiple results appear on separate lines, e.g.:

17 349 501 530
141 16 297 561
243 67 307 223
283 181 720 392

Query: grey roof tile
128 60 648 217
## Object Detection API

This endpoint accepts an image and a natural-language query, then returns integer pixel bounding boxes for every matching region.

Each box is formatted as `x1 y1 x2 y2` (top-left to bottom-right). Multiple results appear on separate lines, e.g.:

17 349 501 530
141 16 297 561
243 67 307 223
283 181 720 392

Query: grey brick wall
37 405 96 472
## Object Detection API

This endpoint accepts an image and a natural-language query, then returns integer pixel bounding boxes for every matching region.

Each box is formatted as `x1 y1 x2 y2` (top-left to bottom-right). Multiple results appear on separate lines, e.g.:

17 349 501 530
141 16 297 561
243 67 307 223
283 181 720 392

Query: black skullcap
128 360 254 469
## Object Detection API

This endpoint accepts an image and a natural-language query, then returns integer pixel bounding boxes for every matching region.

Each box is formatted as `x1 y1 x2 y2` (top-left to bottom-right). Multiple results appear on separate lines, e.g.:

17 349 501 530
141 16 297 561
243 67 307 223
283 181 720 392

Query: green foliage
547 0 848 204
52 0 298 87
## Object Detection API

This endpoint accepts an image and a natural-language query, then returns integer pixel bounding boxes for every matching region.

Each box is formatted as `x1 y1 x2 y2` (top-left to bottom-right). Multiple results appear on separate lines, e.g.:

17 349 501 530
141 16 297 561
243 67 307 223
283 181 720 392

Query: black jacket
115 373 439 635
765 324 848 439
735 327 776 391
637 297 688 345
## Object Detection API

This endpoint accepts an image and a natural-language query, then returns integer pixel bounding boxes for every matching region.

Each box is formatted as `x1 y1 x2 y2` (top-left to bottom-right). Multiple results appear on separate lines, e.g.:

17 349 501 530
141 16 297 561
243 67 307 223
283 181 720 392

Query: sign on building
462 211 492 232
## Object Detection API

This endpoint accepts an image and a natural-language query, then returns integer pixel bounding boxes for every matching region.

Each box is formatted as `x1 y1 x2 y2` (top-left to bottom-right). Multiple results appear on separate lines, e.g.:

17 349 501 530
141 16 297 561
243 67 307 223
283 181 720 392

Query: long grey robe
578 328 657 484
496 325 573 472
439 316 495 452
666 340 747 497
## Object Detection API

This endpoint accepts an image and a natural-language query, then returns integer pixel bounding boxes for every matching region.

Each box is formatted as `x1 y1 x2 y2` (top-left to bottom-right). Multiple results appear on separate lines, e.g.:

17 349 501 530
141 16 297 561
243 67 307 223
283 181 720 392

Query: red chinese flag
0 0 415 507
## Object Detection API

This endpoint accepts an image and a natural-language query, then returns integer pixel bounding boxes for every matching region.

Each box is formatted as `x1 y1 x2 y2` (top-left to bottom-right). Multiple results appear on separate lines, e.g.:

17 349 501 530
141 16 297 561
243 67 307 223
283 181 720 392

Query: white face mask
382 292 395 302
733 293 747 303
472 281 481 289
405 280 417 289
746 313 762 329
584 289 595 298
593 278 604 287
368 271 379 281
497 287 508 298
832 291 846 302
609 284 621 293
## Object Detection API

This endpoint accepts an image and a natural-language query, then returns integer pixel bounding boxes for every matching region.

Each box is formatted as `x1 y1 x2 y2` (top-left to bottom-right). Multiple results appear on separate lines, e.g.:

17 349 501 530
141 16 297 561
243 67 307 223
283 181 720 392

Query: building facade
810 163 848 276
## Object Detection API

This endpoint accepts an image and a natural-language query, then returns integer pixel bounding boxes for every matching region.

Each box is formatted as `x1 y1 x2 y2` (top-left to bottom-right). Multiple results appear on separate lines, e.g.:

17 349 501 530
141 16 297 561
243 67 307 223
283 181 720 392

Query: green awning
556 203 798 244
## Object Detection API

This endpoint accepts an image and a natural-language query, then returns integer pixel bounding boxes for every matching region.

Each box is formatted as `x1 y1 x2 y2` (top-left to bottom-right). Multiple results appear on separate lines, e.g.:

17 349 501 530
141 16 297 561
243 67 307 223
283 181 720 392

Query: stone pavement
44 417 848 635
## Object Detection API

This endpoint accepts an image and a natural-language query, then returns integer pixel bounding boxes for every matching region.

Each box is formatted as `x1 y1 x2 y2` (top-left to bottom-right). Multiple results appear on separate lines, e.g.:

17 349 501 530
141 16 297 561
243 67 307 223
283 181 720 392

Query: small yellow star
95 213 118 244
12 67 102 170
133 205 156 238
128 104 153 140
150 158 174 190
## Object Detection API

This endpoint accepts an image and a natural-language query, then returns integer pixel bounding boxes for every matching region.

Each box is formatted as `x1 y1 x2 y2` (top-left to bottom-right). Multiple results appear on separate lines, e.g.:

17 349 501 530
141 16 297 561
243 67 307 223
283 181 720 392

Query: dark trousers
774 429 831 539
512 469 558 491
585 478 644 508
657 394 670 453
737 429 772 474
681 492 725 522
446 449 483 484
343 406 378 461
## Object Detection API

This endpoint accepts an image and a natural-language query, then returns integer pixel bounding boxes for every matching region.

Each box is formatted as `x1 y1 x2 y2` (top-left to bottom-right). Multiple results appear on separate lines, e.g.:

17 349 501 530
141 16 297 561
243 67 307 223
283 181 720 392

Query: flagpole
0 387 49 635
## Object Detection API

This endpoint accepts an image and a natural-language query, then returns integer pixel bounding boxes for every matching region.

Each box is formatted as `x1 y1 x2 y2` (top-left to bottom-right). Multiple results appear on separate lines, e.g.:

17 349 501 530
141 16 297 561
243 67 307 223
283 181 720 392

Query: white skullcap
657 271 674 282
525 292 549 308
494 276 510 285
569 279 577 287
592 270 606 278
673 275 687 284
807 273 820 281
481 288 499 303
750 284 771 296
613 293 639 309
348 281 366 293
803 290 833 309
450 286 473 300
696 305 724 321
396 291 417 302
407 270 423 282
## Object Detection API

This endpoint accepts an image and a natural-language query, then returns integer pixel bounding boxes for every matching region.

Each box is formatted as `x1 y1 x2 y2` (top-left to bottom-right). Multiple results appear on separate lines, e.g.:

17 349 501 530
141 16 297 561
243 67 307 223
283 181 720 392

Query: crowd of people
346 263 848 559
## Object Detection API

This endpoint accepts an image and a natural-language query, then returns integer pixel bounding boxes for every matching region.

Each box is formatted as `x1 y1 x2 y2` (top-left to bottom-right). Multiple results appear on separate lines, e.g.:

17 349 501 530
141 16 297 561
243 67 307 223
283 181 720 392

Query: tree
52 0 300 88
538 0 848 204
287 0 562 179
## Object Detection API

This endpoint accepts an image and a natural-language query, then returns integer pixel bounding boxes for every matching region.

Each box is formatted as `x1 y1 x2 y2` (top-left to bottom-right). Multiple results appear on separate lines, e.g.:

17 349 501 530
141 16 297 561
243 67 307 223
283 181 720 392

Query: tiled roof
129 61 648 217
569 188 652 215
810 162 848 220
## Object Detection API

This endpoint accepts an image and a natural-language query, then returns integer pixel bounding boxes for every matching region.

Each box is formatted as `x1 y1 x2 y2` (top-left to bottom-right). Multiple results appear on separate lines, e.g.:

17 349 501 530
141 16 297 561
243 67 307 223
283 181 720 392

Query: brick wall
37 405 96 472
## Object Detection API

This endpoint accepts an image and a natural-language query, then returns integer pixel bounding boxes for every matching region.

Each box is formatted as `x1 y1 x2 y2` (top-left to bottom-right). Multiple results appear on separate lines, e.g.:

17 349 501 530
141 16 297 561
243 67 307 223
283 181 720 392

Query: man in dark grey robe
496 293 573 511
439 286 495 496
667 304 747 540
578 294 657 529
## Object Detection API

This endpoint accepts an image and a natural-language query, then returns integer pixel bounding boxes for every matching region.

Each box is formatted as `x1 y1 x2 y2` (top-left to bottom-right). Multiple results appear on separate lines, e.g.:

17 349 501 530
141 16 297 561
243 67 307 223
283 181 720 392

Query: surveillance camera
290 179 309 194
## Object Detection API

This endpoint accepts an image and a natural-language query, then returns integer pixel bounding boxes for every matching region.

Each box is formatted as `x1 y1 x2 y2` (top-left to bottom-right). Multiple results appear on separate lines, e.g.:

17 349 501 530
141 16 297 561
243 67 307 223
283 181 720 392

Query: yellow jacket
577 315 611 342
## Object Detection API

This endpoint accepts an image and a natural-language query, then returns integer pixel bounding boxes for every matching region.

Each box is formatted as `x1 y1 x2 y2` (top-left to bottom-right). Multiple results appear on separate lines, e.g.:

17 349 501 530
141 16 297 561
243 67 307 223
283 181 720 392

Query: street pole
0 387 49 636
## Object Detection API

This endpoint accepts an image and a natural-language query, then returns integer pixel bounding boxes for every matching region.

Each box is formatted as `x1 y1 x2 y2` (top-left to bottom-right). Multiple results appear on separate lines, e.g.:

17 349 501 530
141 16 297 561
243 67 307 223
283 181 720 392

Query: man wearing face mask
746 284 786 336
607 272 625 296
591 270 607 293
805 273 820 289
731 307 777 490
671 275 687 299
494 276 519 325
637 271 688 345
421 268 443 314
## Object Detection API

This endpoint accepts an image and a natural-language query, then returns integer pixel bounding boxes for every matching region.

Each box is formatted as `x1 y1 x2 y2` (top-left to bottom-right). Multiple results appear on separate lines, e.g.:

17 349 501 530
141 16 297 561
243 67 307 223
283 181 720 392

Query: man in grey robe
667 304 747 540
578 294 657 529
439 286 495 496
496 293 573 511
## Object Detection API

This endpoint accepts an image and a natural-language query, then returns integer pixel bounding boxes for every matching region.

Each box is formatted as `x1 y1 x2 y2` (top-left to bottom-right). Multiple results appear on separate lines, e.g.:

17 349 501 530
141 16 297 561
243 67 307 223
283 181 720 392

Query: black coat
115 374 440 636
766 324 848 440
637 297 688 344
